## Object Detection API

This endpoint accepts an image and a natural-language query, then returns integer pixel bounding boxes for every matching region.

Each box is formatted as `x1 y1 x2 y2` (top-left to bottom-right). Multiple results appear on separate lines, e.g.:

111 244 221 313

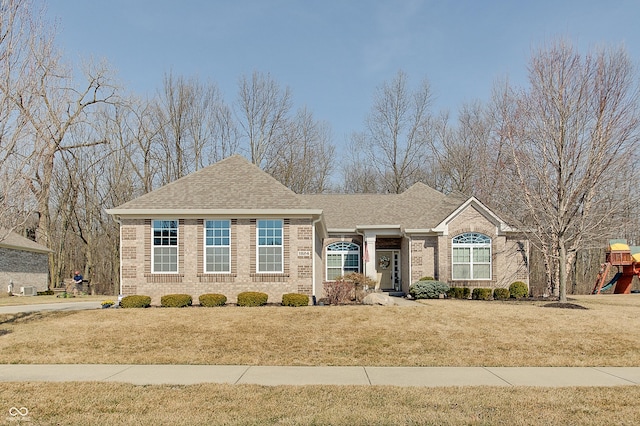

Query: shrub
342 272 376 302
161 294 193 307
493 288 510 300
509 281 529 299
409 280 450 299
323 279 355 305
237 291 268 307
472 288 493 300
446 287 470 299
419 276 435 281
120 295 151 308
199 293 227 307
282 293 309 307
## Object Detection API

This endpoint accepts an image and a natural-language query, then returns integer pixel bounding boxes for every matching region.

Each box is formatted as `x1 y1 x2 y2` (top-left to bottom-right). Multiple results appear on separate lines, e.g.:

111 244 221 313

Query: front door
376 250 399 291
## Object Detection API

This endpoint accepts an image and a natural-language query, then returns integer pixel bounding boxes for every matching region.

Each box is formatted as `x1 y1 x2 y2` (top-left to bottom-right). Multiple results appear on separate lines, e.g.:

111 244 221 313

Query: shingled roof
301 183 466 231
109 155 314 214
0 230 51 253
108 155 481 231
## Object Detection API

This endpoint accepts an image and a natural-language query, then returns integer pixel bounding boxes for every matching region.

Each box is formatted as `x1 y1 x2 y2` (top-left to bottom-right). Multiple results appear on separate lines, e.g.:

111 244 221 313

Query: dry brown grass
0 382 639 425
0 294 639 366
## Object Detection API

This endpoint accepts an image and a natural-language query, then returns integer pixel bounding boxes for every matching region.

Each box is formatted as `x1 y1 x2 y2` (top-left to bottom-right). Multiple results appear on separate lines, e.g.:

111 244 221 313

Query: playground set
592 239 640 294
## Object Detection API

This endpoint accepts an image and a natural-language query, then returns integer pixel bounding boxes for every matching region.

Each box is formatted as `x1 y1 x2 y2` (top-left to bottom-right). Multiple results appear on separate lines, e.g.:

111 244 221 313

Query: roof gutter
105 208 324 217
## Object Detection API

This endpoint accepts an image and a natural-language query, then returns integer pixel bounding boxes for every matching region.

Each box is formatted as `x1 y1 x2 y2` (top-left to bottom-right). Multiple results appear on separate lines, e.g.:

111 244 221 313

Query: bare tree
0 0 42 239
155 72 239 184
236 71 291 168
341 133 382 193
265 107 335 193
498 40 640 301
0 0 118 287
358 70 433 193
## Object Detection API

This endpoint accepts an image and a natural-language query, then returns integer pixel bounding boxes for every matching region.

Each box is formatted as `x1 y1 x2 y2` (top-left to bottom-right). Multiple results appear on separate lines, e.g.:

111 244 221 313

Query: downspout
408 232 412 292
113 215 123 299
312 216 322 302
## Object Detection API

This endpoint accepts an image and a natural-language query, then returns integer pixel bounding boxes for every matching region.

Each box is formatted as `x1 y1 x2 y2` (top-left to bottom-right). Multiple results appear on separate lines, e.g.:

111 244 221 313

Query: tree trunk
558 241 568 302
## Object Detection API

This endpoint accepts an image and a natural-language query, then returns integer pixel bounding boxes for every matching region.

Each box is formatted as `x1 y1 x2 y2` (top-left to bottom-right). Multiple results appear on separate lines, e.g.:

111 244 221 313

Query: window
152 220 178 273
257 219 283 273
452 233 491 280
326 242 360 280
205 220 230 273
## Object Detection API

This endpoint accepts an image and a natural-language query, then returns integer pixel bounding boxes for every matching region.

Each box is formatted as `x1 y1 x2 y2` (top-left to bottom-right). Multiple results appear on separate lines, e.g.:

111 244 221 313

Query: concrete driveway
0 301 102 314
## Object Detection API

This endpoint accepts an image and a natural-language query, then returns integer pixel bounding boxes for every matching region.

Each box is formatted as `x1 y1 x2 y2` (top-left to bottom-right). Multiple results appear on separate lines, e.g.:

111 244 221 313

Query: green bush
509 281 529 299
37 290 54 296
409 280 450 299
120 295 151 308
493 288 510 300
160 294 192 307
419 276 435 281
237 291 268 307
199 293 227 307
282 293 309 307
472 288 493 300
446 287 470 299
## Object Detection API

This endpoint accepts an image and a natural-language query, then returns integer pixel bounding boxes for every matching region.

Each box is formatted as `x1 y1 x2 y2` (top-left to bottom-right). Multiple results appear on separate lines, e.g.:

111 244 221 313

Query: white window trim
325 242 361 281
256 219 284 274
151 219 179 274
204 219 231 274
452 233 491 280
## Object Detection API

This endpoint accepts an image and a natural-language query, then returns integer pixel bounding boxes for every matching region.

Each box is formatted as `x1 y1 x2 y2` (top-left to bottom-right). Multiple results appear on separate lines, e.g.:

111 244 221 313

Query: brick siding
119 217 314 305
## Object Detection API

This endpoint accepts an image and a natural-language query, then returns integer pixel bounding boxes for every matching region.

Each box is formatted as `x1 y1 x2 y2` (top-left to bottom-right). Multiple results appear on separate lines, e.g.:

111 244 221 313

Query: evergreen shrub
281 293 309 307
160 294 193 307
237 291 268 307
120 295 151 308
199 293 227 307
409 280 450 299
472 288 492 300
446 287 470 299
493 288 510 300
509 281 529 299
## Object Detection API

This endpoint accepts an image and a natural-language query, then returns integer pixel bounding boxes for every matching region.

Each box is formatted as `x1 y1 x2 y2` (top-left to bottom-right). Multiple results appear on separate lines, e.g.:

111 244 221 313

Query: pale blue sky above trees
46 0 640 148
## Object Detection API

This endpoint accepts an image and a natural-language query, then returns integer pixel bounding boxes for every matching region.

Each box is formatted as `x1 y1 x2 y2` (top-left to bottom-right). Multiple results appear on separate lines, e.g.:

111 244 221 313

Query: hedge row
437 281 530 301
118 292 311 308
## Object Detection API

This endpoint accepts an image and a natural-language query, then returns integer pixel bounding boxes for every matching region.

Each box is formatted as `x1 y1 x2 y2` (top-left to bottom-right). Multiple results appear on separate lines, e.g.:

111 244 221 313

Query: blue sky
45 0 640 148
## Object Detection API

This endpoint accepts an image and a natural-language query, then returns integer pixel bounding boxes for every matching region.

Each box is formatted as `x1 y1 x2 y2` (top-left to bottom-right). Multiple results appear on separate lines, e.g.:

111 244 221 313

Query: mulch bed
542 302 588 310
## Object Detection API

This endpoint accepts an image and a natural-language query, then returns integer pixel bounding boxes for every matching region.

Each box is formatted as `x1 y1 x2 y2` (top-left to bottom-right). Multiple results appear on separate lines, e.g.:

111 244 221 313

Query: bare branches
498 40 640 300
345 70 433 194
236 71 292 168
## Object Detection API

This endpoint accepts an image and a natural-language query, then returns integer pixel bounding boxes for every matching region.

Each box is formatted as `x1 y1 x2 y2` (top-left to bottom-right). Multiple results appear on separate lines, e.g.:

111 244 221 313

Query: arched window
452 232 491 280
326 242 360 280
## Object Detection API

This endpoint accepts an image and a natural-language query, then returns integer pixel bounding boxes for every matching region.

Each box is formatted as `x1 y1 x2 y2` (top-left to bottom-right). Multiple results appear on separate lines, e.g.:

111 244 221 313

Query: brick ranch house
107 155 529 304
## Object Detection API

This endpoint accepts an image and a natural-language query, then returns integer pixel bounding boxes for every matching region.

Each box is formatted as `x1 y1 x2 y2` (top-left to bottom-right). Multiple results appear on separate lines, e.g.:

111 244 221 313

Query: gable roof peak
110 154 310 212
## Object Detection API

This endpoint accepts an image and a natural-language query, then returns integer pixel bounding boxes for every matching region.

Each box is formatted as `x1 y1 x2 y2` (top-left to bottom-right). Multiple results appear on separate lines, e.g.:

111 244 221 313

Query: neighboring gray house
0 230 50 294
107 155 529 304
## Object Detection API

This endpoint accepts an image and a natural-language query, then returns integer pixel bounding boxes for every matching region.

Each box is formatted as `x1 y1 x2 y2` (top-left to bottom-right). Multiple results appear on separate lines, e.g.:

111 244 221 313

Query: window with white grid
257 219 283 273
452 232 491 280
152 220 178 273
205 220 230 273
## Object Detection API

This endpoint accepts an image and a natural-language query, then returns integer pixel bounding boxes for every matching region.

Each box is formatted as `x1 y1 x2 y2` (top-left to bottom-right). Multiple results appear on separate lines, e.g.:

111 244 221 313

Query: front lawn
0 294 638 366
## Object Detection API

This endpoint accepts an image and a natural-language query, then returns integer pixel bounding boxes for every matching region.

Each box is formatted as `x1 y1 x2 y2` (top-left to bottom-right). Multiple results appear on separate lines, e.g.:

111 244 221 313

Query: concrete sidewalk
1 364 639 387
